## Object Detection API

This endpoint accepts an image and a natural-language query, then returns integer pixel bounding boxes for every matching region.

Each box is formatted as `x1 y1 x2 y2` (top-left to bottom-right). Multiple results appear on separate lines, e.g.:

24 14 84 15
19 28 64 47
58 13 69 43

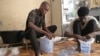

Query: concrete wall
0 0 63 35
89 8 100 16
0 0 51 31
51 0 62 35
89 7 100 22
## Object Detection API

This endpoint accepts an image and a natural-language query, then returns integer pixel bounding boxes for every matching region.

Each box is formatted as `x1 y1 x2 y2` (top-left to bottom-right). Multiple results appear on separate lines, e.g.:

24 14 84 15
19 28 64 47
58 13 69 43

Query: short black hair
41 1 49 6
77 7 89 17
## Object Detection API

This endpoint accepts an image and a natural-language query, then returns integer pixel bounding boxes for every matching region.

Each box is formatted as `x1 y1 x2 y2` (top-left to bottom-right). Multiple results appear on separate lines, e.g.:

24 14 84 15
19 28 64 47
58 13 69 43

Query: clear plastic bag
0 47 8 56
8 47 19 56
40 36 53 53
59 45 78 56
59 50 68 56
79 38 95 56
67 45 78 56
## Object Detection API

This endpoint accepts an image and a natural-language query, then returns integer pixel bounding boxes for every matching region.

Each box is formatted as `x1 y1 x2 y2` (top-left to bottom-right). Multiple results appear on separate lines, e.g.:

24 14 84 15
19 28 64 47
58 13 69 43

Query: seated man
25 1 57 56
64 7 100 51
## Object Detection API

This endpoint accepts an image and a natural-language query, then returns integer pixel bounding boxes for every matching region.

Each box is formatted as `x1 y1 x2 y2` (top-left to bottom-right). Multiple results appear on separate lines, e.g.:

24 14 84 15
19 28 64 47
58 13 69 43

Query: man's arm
28 22 53 39
43 27 51 33
64 31 84 40
29 22 48 34
43 27 55 37
64 31 74 37
88 31 100 38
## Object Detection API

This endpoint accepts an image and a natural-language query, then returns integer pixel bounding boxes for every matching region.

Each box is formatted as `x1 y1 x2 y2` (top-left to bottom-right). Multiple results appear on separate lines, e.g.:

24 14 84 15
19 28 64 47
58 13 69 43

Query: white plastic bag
59 50 68 56
40 36 53 53
0 47 8 56
79 38 95 55
8 47 19 56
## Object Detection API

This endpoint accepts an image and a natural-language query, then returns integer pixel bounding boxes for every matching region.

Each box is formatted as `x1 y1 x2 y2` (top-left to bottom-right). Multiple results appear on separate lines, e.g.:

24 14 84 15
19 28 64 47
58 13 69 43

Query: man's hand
50 33 56 37
45 33 56 39
73 34 85 40
45 33 53 39
85 35 91 40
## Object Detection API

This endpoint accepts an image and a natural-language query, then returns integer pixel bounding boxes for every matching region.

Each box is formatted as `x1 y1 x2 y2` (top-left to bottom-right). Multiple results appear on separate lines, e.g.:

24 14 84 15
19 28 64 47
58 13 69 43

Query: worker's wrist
85 35 91 39
72 34 76 37
44 31 48 35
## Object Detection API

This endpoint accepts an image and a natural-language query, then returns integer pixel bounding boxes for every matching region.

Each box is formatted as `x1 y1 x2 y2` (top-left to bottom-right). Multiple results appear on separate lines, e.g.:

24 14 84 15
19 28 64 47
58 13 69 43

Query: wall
89 8 100 16
89 0 100 8
89 8 100 22
51 0 62 35
0 0 51 31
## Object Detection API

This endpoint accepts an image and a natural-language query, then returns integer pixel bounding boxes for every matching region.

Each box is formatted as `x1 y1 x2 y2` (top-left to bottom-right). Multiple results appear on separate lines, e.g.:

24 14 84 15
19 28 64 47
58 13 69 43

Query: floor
5 40 100 56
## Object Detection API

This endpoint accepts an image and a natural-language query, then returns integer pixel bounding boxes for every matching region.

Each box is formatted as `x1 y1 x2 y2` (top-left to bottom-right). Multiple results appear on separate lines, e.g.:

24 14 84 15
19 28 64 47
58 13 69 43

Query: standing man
25 1 57 56
64 7 100 51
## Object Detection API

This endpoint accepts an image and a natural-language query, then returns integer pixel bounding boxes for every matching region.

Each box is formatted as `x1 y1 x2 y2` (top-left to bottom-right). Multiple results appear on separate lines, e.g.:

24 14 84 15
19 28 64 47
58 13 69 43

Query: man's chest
35 15 44 23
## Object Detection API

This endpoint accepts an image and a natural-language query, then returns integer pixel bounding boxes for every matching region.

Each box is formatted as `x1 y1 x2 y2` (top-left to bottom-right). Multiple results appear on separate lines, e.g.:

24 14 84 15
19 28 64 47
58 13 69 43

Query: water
67 45 78 56
59 50 68 56
79 38 95 56
0 47 8 56
81 43 91 56
59 45 78 56
8 47 19 56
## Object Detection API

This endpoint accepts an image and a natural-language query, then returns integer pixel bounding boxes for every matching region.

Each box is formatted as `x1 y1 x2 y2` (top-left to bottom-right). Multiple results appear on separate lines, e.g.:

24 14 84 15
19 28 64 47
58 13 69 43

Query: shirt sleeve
27 10 36 24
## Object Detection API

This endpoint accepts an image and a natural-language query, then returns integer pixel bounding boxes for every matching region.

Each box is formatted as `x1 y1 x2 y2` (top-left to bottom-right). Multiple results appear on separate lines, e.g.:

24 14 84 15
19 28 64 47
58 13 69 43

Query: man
25 1 57 56
64 7 100 51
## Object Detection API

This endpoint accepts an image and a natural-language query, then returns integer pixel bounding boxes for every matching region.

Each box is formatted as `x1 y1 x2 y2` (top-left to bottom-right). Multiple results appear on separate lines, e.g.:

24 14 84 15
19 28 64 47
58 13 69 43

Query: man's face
40 4 49 15
79 16 87 23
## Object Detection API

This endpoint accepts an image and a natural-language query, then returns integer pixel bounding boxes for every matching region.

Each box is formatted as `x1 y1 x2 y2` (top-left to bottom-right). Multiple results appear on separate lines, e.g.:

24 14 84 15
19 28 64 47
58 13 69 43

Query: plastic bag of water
59 45 78 56
59 49 68 56
67 45 78 56
0 47 8 56
40 36 53 53
79 38 95 56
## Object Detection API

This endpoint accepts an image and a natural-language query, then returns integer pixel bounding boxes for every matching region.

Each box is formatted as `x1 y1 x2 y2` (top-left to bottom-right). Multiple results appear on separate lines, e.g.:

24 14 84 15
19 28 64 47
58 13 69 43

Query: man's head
77 7 89 23
39 1 50 16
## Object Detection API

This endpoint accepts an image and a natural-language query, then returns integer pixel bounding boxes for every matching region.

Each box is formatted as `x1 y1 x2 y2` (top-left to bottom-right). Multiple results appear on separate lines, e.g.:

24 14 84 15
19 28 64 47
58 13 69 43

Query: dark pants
73 20 96 50
25 25 57 56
